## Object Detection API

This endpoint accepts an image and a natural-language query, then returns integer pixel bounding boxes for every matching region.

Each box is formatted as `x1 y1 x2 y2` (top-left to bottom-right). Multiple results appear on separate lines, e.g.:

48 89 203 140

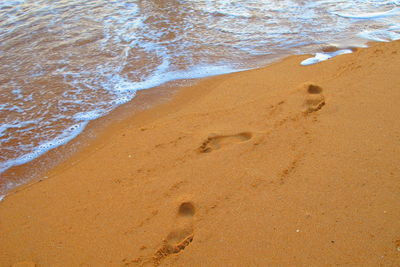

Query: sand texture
1 41 400 266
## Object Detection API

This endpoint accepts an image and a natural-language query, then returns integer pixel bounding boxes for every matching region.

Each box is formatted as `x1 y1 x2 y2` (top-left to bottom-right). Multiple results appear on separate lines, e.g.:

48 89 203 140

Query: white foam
301 49 353 66
333 7 400 19
358 30 400 42
73 110 107 121
0 122 88 174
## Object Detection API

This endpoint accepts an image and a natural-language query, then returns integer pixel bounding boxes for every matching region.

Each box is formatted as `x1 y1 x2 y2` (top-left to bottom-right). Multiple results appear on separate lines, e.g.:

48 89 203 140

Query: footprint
300 82 325 113
153 202 196 265
199 132 252 153
155 226 194 256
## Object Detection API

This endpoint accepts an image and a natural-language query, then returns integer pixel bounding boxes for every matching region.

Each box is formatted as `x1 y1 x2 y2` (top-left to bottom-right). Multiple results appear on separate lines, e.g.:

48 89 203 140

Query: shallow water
1 0 399 195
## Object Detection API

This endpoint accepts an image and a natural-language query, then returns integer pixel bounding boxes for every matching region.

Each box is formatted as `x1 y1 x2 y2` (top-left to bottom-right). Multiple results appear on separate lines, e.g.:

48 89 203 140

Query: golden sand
1 41 400 266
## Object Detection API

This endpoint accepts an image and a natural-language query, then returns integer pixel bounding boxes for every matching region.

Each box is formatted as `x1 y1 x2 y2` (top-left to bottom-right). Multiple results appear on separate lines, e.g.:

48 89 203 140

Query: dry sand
1 40 400 266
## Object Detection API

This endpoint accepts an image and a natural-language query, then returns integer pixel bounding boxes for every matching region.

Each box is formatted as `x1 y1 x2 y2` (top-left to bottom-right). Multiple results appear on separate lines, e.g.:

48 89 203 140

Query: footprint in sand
199 132 252 153
153 201 196 264
300 82 325 113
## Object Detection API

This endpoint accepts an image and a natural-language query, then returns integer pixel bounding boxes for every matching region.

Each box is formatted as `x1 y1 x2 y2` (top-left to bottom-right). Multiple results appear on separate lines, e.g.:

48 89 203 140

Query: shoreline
0 41 379 199
0 51 292 199
1 74 213 199
0 79 181 199
1 41 400 266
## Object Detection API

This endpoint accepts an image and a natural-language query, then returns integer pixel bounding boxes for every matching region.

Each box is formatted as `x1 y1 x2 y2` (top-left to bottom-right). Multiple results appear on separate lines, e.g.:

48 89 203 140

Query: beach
1 40 400 266
2 0 400 187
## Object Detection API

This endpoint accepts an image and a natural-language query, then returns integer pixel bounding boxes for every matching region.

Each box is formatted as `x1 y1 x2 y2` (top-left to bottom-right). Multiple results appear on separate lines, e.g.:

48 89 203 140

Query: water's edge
1 0 400 199
0 41 376 202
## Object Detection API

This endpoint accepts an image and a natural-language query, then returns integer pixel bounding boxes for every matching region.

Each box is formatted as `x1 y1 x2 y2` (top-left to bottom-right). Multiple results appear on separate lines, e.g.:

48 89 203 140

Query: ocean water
1 0 400 196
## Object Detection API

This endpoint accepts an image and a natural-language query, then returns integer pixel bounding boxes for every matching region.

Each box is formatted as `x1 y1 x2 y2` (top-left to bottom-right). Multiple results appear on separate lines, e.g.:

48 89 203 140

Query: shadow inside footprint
199 132 252 153
306 84 323 94
178 202 195 217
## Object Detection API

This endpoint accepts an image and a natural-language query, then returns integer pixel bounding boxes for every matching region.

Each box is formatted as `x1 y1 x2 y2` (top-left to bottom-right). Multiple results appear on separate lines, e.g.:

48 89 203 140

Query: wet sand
1 41 400 266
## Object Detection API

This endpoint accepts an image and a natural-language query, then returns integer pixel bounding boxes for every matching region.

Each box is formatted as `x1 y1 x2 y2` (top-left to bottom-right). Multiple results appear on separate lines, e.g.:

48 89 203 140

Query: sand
1 40 400 267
